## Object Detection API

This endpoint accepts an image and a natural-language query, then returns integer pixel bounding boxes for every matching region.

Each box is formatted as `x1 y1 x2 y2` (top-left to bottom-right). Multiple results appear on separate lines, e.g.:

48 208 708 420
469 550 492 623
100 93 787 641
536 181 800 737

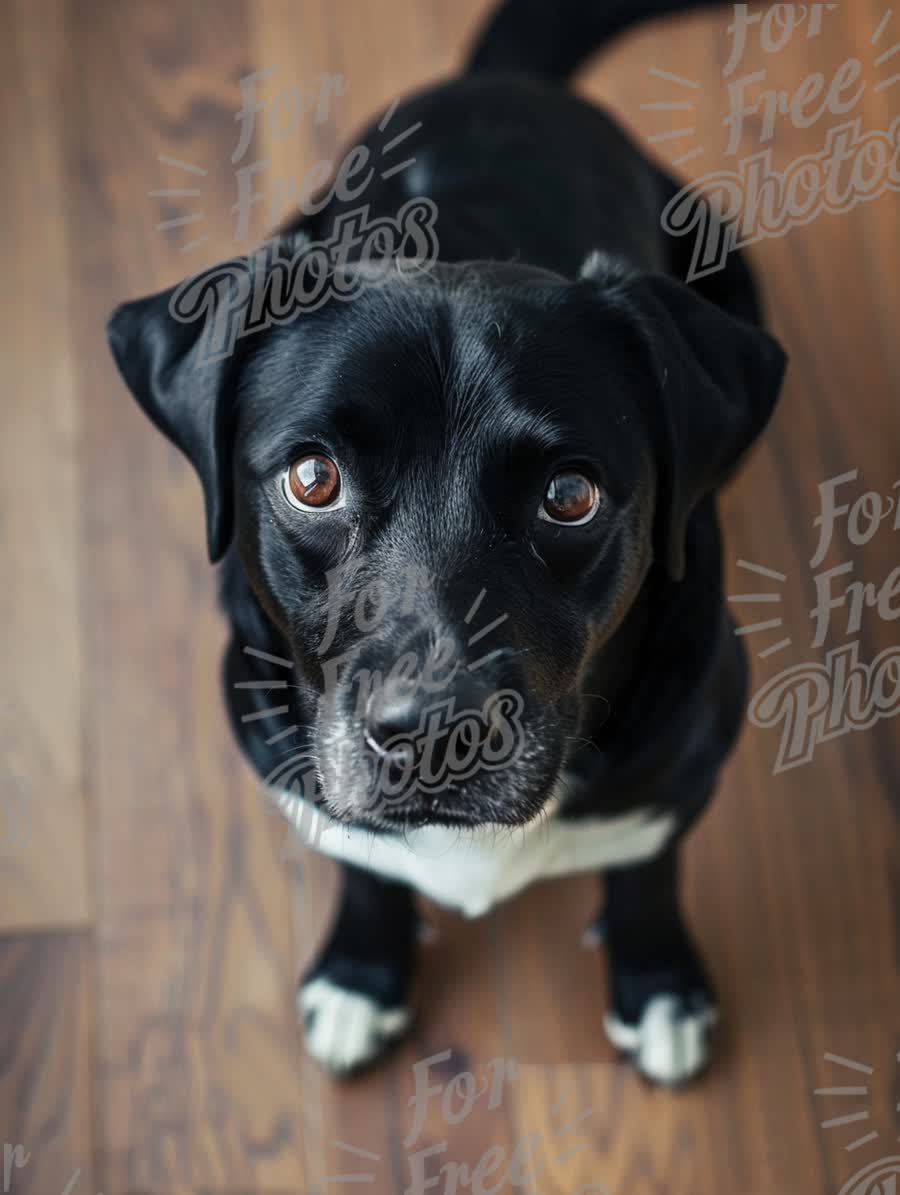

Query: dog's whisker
265 724 302 746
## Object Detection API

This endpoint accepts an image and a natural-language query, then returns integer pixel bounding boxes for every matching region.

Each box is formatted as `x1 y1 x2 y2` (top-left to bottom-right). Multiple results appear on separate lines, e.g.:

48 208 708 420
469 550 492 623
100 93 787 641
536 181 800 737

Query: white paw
604 995 718 1086
298 977 411 1074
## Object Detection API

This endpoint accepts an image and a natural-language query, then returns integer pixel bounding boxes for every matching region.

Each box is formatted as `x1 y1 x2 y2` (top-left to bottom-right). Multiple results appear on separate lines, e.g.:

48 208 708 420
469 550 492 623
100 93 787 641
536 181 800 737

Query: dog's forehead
238 270 643 479
319 271 583 409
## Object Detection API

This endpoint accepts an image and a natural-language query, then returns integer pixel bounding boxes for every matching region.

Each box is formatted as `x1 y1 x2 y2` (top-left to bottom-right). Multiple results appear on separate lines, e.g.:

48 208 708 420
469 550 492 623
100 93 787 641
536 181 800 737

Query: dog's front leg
599 846 718 1086
298 862 417 1075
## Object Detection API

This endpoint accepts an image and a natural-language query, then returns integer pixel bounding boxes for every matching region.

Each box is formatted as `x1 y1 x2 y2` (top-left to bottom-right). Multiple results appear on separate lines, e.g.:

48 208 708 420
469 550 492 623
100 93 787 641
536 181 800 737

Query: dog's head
107 250 785 829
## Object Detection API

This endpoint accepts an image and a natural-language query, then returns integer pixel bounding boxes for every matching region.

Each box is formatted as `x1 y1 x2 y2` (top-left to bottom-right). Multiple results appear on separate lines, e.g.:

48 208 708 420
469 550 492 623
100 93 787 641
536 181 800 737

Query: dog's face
108 254 785 829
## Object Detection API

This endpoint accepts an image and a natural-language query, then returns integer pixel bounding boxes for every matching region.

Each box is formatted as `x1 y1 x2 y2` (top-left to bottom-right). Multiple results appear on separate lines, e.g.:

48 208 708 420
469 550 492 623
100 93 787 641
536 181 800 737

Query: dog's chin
315 774 560 833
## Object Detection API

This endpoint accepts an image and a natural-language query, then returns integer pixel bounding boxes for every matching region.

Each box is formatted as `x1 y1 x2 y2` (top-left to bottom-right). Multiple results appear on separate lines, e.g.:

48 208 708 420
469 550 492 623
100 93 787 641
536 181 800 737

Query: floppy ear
107 230 318 562
611 273 787 581
106 267 251 563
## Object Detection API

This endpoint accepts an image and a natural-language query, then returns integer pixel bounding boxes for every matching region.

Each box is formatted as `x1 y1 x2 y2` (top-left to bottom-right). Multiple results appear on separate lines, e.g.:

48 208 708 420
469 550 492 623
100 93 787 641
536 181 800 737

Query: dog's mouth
310 697 572 831
315 777 560 833
265 693 564 831
367 803 496 831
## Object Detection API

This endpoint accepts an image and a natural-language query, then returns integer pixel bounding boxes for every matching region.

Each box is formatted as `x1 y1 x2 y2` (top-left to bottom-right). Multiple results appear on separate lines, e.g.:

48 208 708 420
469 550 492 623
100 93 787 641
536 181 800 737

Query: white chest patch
273 788 677 917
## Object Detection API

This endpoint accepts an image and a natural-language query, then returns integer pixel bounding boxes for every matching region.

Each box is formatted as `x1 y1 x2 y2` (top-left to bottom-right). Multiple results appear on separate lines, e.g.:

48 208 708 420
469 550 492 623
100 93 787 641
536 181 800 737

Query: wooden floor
1 1 898 1192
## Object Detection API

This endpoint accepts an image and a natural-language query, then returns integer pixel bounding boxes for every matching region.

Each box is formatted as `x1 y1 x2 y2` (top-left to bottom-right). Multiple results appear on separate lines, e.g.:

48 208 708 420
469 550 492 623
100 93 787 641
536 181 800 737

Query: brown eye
539 470 601 525
285 453 342 510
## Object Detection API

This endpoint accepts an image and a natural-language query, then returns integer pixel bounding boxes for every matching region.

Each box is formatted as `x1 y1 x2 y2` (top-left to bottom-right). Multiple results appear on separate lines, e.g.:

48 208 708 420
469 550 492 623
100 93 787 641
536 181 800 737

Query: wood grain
0 934 94 1195
0 0 90 933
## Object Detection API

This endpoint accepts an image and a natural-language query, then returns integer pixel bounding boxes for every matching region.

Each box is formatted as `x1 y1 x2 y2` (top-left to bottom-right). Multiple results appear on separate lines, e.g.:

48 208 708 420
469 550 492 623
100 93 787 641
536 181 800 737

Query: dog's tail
467 0 728 82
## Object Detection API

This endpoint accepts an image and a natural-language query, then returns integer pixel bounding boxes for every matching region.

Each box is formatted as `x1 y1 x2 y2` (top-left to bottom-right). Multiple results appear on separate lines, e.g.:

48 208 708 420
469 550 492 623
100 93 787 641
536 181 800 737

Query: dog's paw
298 976 412 1075
603 993 718 1086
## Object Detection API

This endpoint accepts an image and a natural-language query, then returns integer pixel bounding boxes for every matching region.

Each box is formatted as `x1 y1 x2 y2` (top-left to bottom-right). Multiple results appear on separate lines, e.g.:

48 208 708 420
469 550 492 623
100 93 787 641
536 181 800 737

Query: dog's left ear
106 275 243 563
597 270 787 581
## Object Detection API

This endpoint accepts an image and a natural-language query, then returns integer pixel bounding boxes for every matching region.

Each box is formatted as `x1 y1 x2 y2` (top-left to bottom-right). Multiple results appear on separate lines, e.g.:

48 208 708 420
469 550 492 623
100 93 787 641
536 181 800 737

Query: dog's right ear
107 231 317 562
106 267 250 563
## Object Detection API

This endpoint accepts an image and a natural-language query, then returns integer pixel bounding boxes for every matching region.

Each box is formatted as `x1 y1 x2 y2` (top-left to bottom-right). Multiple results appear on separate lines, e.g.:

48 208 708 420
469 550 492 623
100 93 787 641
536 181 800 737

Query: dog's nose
363 687 421 769
363 668 501 785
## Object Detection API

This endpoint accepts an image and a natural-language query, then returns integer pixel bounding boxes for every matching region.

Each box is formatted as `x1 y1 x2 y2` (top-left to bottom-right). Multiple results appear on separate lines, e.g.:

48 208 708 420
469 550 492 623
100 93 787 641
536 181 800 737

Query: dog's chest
275 790 676 916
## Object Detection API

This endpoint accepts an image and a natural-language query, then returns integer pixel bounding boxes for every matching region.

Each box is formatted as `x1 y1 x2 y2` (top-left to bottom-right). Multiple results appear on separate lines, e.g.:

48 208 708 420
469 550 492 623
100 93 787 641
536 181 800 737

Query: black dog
108 0 786 1084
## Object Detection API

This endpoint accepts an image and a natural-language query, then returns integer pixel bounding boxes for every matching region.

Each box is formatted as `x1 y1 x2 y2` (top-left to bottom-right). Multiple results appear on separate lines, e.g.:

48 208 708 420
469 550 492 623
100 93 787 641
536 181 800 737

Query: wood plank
56 1 312 1190
0 933 94 1195
0 0 90 932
